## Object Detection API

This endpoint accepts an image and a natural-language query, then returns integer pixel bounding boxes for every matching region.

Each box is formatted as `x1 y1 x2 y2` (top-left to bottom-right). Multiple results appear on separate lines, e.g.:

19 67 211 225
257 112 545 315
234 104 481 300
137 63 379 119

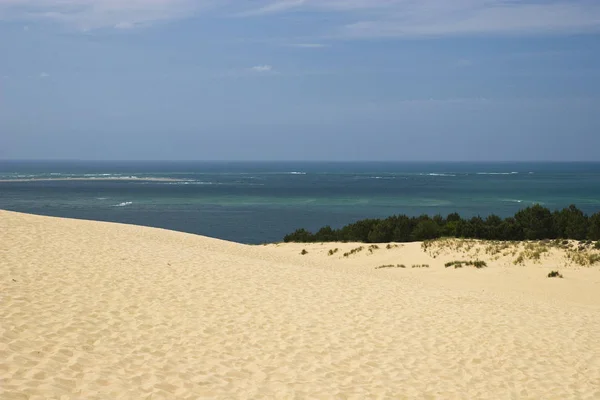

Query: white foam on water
476 172 519 175
422 173 456 177
163 181 216 185
113 201 133 207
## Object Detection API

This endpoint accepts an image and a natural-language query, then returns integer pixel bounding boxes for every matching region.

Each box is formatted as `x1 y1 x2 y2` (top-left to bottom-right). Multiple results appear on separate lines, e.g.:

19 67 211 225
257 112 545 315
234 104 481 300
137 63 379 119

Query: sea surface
1 161 600 244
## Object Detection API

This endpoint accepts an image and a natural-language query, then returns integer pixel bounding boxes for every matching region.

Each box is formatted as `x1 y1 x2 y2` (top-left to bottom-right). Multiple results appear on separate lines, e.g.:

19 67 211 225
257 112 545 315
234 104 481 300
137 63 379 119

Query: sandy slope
1 210 599 399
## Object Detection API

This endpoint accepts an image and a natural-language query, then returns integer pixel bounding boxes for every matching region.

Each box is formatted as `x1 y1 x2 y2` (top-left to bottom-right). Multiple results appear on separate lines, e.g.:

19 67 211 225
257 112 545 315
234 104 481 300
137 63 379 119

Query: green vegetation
368 244 380 253
343 246 364 257
328 248 339 256
566 251 600 266
283 205 600 244
412 264 430 268
375 264 406 269
445 260 487 269
300 249 308 255
548 271 563 278
513 243 550 265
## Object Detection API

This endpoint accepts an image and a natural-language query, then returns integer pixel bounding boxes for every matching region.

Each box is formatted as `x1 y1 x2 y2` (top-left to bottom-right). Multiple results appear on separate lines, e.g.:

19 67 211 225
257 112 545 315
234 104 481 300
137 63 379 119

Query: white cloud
242 0 600 37
236 0 306 17
251 65 273 72
0 0 216 30
114 21 135 30
39 72 50 78
0 0 599 36
339 1 600 38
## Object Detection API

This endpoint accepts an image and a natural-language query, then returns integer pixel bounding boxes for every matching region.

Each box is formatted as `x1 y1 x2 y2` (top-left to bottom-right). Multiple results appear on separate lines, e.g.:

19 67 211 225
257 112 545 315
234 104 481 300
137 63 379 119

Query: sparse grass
567 251 600 266
485 241 511 256
444 260 487 269
300 249 308 255
422 238 481 258
343 246 365 257
368 244 380 254
421 240 433 252
386 243 399 249
548 270 563 278
328 248 339 256
412 264 430 268
513 242 550 265
375 264 406 269
513 254 524 265
416 238 600 268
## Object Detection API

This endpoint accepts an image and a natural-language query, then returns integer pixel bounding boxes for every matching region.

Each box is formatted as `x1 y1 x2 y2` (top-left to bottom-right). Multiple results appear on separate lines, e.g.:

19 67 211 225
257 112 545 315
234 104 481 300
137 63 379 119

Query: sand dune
1 210 600 399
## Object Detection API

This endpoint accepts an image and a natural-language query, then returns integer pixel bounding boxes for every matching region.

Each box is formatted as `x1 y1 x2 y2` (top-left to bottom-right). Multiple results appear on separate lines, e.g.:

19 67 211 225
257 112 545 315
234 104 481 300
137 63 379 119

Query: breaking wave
476 172 519 175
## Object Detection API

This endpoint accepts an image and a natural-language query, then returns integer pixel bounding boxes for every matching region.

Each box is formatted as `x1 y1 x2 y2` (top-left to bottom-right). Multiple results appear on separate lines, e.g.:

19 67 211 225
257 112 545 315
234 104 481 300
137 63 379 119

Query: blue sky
1 0 599 161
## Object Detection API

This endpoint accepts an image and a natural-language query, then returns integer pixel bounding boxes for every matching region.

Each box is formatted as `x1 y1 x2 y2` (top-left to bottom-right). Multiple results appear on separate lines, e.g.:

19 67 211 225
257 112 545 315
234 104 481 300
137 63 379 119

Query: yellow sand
1 210 599 399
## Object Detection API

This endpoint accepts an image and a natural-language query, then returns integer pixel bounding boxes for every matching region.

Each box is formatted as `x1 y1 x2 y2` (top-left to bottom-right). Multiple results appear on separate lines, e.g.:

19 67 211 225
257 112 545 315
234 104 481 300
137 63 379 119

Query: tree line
283 204 600 243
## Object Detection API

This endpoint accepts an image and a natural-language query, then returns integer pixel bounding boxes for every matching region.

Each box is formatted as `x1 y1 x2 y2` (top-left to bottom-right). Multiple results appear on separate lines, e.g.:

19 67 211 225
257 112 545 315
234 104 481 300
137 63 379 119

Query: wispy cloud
0 0 215 30
1 0 599 36
39 72 50 78
236 0 306 17
290 43 329 48
242 0 600 37
251 65 273 72
339 1 600 38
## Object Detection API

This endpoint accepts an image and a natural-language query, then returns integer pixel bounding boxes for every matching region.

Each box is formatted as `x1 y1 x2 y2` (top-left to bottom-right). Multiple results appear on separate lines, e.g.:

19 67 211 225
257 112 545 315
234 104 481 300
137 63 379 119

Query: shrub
343 246 364 257
375 264 406 269
548 270 563 278
445 260 486 268
368 244 380 254
300 249 308 255
328 248 339 256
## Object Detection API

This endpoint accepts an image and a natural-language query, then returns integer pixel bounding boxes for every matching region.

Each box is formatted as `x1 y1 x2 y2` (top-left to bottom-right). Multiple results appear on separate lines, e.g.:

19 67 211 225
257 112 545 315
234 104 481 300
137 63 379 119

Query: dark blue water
1 161 600 243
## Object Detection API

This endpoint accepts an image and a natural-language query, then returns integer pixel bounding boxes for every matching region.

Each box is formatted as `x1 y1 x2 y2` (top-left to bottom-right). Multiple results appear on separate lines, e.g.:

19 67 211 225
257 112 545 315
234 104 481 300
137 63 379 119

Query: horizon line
1 159 600 164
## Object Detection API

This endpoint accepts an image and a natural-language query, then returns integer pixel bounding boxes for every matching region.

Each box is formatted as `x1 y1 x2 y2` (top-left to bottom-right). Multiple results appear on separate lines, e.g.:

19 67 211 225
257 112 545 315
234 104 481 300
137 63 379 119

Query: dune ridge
1 210 600 399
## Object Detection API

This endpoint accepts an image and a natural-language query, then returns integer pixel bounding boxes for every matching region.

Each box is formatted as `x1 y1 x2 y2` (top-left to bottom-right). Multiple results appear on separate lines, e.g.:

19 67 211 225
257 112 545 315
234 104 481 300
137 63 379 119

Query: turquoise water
1 161 599 243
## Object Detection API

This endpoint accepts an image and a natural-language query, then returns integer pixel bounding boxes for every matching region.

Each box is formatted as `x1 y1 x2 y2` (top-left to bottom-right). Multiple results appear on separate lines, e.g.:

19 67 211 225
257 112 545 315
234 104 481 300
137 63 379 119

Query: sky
1 0 600 161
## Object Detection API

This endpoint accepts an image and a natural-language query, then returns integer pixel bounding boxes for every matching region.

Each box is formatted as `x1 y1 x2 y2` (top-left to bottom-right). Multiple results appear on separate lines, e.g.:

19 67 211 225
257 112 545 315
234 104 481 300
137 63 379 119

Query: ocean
1 161 599 244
